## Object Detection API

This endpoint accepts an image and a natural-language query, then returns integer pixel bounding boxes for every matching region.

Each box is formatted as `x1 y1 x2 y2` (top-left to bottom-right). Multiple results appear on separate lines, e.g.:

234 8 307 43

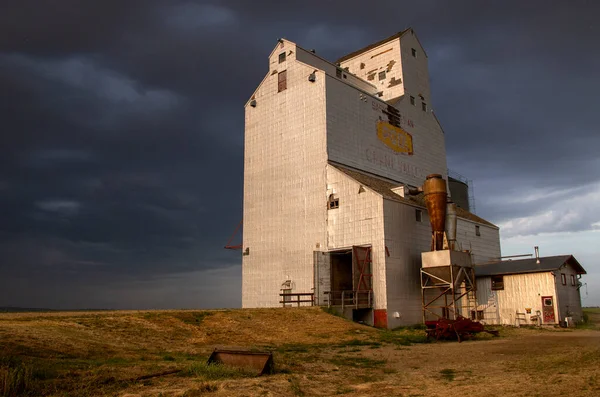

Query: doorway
541 296 556 324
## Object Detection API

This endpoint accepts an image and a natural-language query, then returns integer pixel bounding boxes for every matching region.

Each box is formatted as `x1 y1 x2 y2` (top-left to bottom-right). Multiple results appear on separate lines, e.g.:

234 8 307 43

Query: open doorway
330 250 353 293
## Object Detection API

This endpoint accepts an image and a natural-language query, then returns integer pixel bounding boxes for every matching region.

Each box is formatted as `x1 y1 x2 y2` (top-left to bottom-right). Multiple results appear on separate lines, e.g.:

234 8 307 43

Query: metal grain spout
423 174 447 251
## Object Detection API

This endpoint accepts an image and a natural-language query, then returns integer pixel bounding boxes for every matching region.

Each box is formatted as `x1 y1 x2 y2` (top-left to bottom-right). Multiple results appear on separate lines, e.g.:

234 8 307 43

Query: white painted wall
339 37 404 101
296 47 377 95
456 219 501 264
243 40 328 307
326 165 387 309
325 75 447 188
476 272 557 325
383 199 431 327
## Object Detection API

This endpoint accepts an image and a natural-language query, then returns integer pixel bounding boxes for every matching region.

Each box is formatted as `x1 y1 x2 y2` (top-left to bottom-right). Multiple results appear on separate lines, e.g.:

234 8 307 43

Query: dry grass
0 307 599 396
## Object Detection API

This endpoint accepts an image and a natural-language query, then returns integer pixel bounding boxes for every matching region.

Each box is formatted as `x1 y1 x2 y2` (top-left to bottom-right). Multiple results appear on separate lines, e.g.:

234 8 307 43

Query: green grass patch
377 329 429 346
183 362 256 380
1 362 33 396
170 311 213 326
439 368 455 381
329 356 386 369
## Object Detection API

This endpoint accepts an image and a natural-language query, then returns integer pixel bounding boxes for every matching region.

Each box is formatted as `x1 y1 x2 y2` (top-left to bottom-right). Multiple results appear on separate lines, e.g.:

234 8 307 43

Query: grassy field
1 307 599 396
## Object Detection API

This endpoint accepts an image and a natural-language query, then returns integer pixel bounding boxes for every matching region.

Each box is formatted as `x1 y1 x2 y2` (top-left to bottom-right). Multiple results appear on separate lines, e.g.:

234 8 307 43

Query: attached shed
474 255 586 326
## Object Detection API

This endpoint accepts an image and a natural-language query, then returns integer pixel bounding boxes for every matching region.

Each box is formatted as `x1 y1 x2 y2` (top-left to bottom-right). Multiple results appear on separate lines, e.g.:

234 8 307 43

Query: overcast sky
1 0 599 309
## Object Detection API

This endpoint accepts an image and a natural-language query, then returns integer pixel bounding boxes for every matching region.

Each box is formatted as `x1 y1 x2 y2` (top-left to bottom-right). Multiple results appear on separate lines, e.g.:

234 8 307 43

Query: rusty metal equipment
423 174 448 251
207 349 274 376
425 316 499 342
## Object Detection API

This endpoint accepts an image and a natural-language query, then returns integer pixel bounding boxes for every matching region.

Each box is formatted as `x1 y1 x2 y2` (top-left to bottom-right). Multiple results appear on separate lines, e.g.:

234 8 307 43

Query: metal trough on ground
207 349 274 376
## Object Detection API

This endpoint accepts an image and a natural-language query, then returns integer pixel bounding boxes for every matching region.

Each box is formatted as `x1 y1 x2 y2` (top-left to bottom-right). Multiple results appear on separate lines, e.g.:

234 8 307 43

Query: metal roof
336 29 411 64
474 255 586 276
330 162 497 228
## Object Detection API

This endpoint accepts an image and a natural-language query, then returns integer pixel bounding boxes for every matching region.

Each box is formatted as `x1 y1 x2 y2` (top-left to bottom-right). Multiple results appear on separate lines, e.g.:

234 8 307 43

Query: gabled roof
475 255 587 277
336 29 411 64
330 162 497 228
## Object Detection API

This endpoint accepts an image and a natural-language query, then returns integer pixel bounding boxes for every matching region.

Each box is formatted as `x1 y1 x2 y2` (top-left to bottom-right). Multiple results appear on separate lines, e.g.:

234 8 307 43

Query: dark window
477 310 484 320
328 194 339 210
278 70 287 92
475 225 480 236
411 48 417 57
360 62 365 70
415 209 422 222
378 71 386 80
410 96 415 105
571 275 576 286
343 74 347 79
491 275 504 290
336 68 342 78
278 52 286 63
422 102 427 112
561 273 567 285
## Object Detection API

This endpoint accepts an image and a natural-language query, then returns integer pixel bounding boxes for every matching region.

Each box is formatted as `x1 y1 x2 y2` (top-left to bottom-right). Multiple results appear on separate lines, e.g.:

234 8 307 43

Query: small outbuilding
474 255 586 326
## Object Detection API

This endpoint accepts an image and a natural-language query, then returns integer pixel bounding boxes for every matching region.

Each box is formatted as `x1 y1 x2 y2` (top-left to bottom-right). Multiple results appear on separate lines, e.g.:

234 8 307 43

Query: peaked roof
330 162 497 228
336 29 411 64
475 255 586 277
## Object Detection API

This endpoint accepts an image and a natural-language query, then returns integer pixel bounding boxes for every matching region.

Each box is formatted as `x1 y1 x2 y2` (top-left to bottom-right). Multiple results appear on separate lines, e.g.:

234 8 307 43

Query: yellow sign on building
377 122 413 155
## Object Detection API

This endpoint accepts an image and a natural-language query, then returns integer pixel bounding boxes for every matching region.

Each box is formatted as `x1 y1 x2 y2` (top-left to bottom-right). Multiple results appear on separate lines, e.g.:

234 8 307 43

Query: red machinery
425 316 499 342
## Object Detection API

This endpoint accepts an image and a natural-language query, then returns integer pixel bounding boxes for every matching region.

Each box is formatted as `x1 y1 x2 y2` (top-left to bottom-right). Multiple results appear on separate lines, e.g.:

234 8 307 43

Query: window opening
360 62 365 70
336 68 342 78
278 52 286 63
378 71 386 80
410 96 415 105
328 194 339 210
491 275 504 290
571 274 576 286
422 102 427 112
475 225 480 236
278 70 287 92
415 209 422 222
561 273 566 285
411 48 417 57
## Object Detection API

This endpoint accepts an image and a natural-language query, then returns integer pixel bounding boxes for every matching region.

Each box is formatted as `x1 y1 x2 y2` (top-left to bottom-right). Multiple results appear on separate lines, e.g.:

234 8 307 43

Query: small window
378 71 386 80
411 48 417 57
415 209 422 222
491 275 504 291
422 102 427 112
328 194 339 210
561 273 567 285
410 96 415 105
278 70 287 92
336 68 342 78
360 62 365 70
477 310 484 320
475 225 480 236
343 74 347 79
278 52 286 63
571 275 576 286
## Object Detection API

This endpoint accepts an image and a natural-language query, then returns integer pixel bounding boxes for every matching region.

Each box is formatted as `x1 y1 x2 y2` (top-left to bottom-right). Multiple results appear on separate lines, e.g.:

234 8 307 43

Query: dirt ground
1 308 599 396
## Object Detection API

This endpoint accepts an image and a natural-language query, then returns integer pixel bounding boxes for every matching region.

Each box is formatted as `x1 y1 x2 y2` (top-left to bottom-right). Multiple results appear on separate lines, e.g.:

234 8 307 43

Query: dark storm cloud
1 0 598 308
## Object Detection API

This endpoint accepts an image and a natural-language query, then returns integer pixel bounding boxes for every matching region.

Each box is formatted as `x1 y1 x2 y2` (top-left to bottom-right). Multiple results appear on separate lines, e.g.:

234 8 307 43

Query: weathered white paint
243 39 328 307
242 34 503 328
476 272 557 325
326 165 386 309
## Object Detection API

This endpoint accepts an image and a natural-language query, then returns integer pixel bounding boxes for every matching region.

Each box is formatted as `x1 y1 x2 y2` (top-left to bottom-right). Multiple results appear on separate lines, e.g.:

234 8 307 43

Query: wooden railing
324 290 373 309
279 292 314 307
